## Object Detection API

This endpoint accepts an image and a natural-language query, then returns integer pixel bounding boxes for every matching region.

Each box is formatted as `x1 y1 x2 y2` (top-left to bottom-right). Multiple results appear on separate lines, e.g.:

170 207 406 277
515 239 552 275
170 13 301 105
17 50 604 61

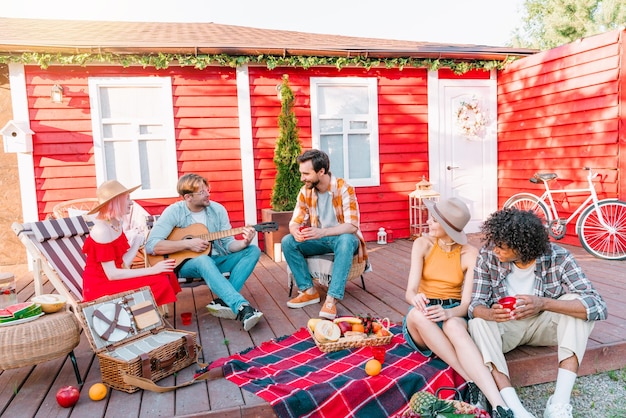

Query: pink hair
97 194 128 221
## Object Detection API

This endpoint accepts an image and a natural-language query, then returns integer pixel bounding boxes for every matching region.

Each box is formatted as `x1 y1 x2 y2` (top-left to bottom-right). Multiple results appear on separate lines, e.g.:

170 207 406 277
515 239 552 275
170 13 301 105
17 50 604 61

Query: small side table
0 310 82 385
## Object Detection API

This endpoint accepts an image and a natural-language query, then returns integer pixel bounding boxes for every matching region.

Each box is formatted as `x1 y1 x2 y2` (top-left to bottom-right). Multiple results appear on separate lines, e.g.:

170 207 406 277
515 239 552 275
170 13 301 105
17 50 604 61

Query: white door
427 71 498 233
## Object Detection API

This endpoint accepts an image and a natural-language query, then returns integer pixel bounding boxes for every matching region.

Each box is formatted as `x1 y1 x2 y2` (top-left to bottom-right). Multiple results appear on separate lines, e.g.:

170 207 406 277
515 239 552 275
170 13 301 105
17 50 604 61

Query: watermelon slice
0 308 12 318
6 302 42 319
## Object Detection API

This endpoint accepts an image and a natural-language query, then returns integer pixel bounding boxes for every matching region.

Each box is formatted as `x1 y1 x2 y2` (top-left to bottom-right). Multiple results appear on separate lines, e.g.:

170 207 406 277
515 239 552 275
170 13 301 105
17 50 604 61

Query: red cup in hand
498 296 517 310
299 225 308 232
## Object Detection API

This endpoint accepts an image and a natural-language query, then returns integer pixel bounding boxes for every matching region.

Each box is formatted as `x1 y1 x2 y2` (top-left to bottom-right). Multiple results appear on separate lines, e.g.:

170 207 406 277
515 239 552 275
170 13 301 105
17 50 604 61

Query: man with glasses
145 173 263 331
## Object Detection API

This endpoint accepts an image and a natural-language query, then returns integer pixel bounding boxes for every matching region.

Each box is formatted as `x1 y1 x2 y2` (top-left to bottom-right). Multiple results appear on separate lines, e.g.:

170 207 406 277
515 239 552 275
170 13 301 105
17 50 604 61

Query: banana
333 316 362 325
307 318 321 332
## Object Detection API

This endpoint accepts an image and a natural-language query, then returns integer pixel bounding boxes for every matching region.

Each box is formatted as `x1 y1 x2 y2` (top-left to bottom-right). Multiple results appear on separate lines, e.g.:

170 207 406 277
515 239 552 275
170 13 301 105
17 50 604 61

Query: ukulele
146 222 278 267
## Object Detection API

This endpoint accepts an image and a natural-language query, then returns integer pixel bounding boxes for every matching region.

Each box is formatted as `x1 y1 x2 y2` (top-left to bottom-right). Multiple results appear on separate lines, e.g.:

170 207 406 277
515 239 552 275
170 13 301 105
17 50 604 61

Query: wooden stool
0 310 82 385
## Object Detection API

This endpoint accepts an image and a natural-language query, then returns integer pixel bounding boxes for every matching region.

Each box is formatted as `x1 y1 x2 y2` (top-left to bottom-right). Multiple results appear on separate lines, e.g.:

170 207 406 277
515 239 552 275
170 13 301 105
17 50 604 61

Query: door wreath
456 98 487 139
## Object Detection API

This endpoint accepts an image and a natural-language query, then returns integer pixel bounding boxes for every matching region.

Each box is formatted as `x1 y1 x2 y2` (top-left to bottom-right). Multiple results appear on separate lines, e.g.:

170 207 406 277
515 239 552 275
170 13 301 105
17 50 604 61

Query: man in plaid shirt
282 149 366 320
468 208 607 418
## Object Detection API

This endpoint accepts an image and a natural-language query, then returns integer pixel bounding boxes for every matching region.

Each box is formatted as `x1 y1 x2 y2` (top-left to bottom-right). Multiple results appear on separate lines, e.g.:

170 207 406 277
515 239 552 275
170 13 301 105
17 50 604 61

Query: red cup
181 312 192 326
498 296 517 311
299 225 308 232
372 346 386 363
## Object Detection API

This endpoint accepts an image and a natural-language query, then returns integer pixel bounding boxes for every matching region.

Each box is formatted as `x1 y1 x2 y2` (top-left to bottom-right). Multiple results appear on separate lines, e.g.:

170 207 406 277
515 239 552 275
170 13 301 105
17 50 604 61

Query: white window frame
88 77 178 199
310 77 380 187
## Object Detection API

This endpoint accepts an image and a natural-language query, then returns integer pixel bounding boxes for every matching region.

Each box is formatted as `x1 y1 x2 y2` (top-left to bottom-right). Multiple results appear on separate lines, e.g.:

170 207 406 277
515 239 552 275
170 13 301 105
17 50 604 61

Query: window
310 77 380 187
88 77 178 198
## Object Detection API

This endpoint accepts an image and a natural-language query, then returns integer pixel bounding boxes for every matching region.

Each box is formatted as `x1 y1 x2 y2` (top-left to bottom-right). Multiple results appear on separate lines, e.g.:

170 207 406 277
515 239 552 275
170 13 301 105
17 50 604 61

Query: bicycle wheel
577 200 626 260
503 193 551 225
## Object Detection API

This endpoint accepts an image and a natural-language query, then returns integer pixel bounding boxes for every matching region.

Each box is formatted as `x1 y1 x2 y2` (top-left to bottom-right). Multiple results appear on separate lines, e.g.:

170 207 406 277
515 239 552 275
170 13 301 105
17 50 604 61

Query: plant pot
261 208 293 262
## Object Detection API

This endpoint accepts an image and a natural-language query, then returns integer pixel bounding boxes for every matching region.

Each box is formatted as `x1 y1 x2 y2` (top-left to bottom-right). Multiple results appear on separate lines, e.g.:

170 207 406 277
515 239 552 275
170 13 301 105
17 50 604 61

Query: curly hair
481 208 550 263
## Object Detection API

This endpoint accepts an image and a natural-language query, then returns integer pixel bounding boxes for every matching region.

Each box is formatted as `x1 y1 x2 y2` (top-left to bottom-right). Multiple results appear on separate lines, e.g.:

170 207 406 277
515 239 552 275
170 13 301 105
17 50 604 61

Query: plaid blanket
210 325 464 418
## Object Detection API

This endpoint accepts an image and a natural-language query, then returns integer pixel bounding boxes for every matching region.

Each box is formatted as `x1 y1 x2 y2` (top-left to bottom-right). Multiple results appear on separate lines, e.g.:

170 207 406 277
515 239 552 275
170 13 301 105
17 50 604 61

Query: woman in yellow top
403 198 513 418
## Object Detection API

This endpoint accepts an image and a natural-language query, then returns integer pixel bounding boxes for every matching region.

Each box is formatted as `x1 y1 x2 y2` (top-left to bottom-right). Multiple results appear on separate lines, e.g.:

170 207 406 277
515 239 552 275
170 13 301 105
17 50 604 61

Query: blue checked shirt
145 200 234 257
468 243 607 321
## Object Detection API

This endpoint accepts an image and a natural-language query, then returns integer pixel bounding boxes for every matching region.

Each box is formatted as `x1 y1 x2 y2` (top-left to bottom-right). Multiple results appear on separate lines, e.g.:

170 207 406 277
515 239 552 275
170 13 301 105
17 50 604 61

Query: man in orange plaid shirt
282 149 367 320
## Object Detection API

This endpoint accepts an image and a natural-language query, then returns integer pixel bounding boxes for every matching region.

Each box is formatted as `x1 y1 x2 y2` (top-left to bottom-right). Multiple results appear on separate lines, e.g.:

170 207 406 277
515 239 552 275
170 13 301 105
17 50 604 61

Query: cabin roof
0 18 537 60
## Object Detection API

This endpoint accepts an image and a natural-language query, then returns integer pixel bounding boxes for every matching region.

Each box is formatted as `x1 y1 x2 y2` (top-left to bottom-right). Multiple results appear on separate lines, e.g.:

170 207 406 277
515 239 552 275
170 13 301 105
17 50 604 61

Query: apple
336 321 352 335
56 385 80 408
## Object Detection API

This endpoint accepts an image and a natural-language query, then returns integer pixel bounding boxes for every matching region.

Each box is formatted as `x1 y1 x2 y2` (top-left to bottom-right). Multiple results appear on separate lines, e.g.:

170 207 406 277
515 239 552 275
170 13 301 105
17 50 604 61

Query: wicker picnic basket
77 287 198 393
309 317 393 353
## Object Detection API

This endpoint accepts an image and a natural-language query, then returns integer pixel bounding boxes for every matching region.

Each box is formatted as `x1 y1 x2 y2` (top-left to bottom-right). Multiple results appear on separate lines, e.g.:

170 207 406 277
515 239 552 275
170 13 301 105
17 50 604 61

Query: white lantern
409 177 440 239
377 227 387 245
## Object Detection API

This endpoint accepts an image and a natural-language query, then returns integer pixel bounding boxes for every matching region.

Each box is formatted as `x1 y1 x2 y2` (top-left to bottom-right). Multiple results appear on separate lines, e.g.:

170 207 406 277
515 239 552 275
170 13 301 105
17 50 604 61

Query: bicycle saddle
530 172 558 183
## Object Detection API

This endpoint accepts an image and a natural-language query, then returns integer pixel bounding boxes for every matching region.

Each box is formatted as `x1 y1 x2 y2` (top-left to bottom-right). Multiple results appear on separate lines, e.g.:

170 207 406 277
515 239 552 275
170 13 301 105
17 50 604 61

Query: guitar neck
202 227 245 242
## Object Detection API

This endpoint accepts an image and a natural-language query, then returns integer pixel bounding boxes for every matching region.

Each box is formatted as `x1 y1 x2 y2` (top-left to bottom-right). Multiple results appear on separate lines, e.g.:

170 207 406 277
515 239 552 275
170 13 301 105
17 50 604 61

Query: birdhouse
409 176 440 239
1 121 34 153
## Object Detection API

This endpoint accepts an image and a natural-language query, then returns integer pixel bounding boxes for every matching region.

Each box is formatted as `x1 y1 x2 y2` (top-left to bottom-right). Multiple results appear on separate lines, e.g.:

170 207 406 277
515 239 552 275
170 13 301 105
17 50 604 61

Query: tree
512 0 626 50
270 75 302 211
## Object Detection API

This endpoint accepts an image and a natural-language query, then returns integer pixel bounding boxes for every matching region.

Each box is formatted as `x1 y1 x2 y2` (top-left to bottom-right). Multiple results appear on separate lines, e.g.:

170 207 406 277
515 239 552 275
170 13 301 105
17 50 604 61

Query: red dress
82 232 181 306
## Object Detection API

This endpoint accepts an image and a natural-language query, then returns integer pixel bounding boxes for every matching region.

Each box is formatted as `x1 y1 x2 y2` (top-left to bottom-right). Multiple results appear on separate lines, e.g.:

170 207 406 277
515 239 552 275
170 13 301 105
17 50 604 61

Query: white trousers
468 294 595 377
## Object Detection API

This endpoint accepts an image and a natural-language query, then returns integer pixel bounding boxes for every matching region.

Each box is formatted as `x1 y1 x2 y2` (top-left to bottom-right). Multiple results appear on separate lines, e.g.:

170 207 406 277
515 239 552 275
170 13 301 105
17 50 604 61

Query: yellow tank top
417 240 464 299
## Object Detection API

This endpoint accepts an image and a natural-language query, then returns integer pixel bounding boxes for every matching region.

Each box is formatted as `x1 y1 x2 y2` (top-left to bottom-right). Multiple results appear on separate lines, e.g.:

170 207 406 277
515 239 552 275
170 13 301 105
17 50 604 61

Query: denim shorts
402 299 462 357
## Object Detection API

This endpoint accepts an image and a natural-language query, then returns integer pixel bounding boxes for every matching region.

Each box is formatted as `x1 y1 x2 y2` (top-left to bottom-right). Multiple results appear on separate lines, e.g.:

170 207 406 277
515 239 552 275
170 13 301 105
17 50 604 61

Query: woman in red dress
82 180 181 306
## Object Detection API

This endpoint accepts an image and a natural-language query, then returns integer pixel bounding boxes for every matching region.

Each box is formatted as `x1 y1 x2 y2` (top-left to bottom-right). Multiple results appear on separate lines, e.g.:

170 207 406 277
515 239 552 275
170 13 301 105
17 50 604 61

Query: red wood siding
26 64 432 242
497 29 625 245
25 66 245 222
247 67 430 242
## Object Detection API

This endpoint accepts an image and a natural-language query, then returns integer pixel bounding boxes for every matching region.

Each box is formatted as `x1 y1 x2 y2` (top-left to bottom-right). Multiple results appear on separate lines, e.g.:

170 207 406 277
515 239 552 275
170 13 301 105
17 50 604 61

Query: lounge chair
12 216 90 313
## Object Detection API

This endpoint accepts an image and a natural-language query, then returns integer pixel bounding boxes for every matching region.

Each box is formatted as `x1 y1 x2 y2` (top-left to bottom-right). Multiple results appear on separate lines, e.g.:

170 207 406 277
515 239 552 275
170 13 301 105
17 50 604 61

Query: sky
2 0 527 47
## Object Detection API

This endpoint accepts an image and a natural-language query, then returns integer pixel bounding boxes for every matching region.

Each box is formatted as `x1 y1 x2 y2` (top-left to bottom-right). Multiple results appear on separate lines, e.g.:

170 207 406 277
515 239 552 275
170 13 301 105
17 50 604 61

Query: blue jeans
177 245 261 313
281 233 359 300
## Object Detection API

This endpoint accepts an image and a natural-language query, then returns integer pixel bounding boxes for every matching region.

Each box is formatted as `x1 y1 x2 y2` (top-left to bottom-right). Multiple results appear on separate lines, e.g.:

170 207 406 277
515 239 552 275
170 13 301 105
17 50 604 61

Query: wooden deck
0 237 624 418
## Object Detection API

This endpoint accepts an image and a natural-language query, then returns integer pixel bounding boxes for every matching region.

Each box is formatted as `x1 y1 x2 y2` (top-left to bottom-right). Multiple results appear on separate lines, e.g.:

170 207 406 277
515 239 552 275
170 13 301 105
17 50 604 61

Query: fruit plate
0 312 45 327
309 318 393 353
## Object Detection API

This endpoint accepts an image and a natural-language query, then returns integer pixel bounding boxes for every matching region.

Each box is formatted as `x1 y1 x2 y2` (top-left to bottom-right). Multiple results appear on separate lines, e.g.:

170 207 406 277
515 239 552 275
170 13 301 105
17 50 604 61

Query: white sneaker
206 298 237 320
544 396 573 418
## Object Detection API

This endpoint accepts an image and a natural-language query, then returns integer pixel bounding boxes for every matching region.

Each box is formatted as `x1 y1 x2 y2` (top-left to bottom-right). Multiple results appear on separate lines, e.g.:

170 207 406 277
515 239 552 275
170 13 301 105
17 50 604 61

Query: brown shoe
287 291 320 308
319 301 337 320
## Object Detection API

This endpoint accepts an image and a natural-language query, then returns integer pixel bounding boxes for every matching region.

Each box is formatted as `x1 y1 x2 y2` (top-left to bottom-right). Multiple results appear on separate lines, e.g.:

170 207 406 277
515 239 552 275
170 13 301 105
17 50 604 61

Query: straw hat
88 180 141 215
424 197 471 245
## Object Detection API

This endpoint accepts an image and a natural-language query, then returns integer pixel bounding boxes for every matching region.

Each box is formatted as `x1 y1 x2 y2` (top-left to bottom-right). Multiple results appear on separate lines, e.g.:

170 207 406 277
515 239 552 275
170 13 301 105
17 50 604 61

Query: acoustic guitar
146 222 278 267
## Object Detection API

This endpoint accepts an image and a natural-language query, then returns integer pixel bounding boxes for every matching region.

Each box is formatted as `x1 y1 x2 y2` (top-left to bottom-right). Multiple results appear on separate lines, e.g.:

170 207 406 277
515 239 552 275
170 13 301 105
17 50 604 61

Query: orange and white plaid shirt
290 175 366 250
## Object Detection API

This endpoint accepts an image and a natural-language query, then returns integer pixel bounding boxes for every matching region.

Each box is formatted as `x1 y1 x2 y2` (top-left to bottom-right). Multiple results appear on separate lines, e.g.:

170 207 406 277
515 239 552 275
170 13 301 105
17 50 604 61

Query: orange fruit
351 323 365 333
365 359 382 376
372 322 382 333
88 383 107 401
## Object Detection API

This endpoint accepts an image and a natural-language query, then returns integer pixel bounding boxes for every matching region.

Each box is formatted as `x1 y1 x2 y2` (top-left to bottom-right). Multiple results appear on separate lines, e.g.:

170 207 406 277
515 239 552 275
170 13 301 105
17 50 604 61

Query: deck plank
0 238 624 417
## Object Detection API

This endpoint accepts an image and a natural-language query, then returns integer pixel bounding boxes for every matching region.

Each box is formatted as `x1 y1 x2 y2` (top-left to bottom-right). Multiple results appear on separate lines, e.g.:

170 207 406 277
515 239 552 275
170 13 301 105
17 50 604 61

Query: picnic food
313 319 341 343
307 318 321 333
351 323 365 333
32 294 66 313
88 383 107 401
407 390 489 418
56 385 80 408
0 302 42 323
333 316 362 325
364 359 382 376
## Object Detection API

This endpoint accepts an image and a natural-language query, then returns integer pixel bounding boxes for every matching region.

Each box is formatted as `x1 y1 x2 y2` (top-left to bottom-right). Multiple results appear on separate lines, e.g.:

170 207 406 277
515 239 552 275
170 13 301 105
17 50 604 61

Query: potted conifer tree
261 75 302 261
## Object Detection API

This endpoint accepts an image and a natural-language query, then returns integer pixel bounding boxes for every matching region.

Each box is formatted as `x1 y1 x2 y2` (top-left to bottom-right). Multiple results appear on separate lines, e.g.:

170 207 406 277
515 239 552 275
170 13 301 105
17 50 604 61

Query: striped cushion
32 216 90 242
26 217 89 300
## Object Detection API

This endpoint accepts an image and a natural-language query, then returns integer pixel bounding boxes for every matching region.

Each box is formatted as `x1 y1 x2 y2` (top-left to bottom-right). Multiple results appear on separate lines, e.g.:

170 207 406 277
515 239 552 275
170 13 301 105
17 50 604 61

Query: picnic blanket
209 325 464 418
